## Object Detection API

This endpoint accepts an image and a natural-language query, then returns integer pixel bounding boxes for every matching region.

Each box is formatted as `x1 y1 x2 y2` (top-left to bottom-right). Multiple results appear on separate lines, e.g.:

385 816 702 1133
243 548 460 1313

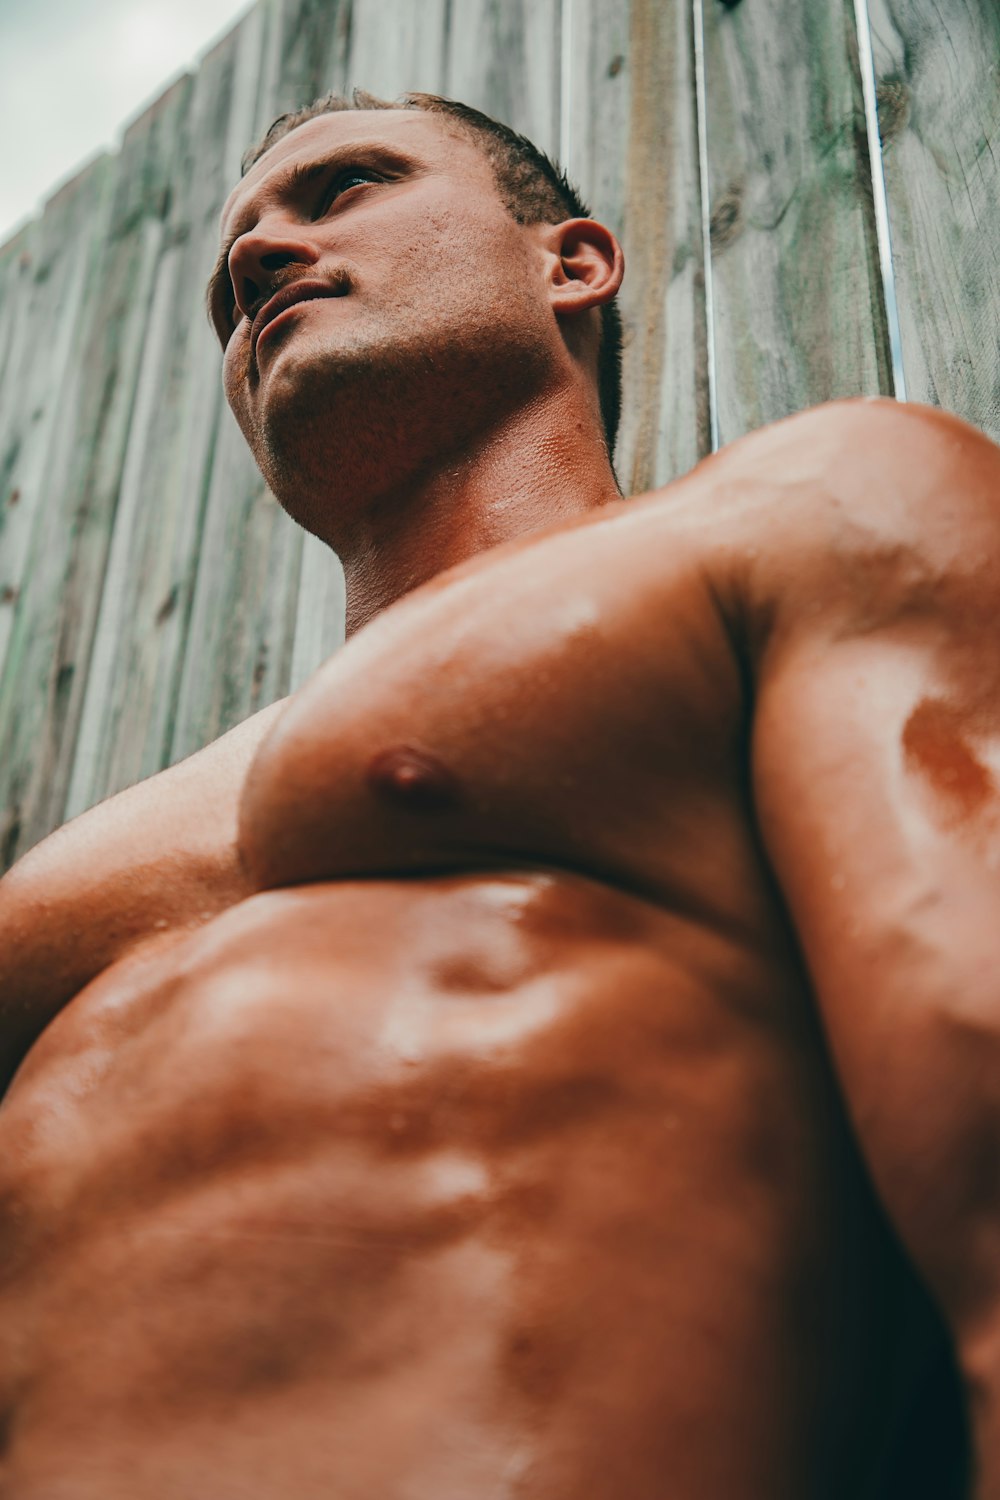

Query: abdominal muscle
0 870 903 1499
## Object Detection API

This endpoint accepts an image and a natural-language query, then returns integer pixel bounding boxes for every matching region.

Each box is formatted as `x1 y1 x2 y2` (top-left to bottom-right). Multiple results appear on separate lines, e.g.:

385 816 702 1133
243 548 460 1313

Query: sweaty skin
1 397 995 1498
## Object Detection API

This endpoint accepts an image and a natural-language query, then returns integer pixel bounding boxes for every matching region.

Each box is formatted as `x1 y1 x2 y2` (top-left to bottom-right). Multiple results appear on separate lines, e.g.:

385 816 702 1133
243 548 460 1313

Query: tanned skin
0 107 997 1497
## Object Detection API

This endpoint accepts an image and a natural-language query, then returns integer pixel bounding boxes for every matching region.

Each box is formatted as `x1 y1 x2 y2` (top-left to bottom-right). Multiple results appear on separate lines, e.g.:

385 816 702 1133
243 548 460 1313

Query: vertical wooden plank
170 412 303 757
703 0 890 446
62 233 204 816
445 0 563 158
0 225 36 402
222 0 275 183
568 0 707 490
289 536 346 692
0 74 192 865
0 161 114 688
866 0 1000 439
563 0 631 237
344 0 449 99
253 0 353 129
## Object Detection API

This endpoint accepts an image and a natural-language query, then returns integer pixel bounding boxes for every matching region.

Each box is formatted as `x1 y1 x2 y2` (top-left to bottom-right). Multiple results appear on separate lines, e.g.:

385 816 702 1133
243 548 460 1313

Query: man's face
210 110 557 538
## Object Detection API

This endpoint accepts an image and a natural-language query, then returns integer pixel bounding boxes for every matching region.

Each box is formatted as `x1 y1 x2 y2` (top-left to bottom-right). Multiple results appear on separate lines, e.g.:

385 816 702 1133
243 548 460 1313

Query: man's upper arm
0 696 290 1081
742 401 1000 1345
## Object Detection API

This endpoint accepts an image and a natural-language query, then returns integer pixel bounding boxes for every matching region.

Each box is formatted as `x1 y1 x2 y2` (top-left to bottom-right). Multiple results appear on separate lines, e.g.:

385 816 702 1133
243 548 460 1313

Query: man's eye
314 168 381 217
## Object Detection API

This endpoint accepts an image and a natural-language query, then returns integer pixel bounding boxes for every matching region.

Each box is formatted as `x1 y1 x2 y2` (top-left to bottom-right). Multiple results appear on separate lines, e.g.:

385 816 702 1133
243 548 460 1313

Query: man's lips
250 280 347 358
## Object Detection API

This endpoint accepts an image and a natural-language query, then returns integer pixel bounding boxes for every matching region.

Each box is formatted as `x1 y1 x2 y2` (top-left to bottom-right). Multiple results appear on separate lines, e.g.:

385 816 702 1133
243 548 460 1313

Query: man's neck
334 389 621 638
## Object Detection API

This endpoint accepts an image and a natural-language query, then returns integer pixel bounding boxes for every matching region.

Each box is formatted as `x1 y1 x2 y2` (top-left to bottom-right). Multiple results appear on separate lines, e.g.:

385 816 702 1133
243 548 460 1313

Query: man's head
209 90 624 543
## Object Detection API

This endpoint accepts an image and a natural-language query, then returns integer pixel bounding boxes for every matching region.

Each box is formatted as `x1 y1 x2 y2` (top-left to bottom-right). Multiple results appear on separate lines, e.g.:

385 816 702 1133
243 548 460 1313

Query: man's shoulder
0 697 290 1082
663 398 1000 661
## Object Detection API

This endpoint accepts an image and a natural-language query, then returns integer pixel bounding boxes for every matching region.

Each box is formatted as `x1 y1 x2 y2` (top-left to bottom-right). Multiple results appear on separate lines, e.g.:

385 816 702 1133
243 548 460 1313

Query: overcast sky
0 0 254 244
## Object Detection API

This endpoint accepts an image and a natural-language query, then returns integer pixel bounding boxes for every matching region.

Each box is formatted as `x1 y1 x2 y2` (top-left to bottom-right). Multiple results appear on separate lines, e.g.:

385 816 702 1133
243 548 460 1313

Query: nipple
366 744 461 812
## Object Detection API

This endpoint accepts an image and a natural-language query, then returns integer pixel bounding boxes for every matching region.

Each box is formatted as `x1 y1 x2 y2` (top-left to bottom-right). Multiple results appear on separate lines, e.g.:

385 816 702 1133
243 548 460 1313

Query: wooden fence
0 0 997 870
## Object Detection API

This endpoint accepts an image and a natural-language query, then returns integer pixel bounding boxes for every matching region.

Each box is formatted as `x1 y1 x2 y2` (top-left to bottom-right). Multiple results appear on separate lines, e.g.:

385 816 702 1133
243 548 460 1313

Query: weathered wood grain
702 0 892 446
0 161 114 691
0 77 190 864
63 238 223 813
445 0 563 158
564 0 707 492
256 0 353 126
866 0 1000 438
289 535 346 692
63 40 240 818
170 407 303 755
561 0 630 239
345 0 449 100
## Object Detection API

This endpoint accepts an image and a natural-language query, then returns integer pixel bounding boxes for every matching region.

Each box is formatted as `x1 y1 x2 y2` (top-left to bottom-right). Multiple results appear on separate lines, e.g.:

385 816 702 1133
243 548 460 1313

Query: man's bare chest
0 490 781 1113
240 499 760 929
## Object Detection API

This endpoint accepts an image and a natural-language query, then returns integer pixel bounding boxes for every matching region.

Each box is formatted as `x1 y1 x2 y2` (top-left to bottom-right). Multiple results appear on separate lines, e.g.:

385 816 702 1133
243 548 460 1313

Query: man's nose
228 223 320 320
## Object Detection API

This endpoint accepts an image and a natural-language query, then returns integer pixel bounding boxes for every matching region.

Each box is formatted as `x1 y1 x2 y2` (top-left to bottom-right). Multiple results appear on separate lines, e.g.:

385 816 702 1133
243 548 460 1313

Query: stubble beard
250 309 554 549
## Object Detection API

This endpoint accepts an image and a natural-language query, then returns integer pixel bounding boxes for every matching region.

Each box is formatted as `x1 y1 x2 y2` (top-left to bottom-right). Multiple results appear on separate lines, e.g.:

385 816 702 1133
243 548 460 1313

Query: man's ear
544 218 624 318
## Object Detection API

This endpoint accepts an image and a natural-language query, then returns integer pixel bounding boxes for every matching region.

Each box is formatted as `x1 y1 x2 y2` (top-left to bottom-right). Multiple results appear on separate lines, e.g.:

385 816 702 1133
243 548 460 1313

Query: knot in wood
710 188 744 250
875 79 911 144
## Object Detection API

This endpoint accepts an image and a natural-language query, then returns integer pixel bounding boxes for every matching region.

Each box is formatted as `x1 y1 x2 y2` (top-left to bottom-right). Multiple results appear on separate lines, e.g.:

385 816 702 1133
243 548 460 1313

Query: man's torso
0 447 952 1497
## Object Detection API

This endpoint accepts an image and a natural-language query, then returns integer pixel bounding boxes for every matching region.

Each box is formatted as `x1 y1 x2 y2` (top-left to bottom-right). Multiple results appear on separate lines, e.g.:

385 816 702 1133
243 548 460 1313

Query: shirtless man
0 88 995 1497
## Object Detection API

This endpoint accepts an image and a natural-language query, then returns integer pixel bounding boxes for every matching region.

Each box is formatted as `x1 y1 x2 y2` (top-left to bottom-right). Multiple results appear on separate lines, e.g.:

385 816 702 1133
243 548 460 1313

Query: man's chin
254 367 393 543
255 356 350 462
242 323 549 544
256 331 425 473
254 330 339 411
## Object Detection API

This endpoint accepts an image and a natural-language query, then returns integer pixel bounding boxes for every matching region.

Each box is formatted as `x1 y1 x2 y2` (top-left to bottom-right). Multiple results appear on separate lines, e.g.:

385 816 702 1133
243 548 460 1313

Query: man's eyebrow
204 145 415 330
